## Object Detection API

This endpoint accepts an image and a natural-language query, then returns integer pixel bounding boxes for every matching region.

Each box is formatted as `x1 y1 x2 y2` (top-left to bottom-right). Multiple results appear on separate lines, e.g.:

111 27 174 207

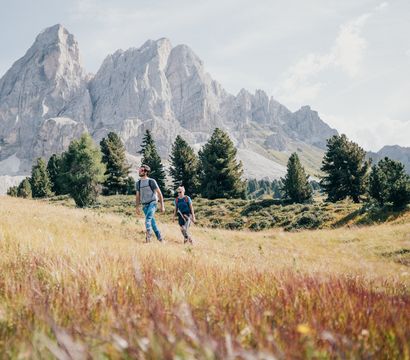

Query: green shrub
249 220 270 231
7 186 18 197
17 178 32 199
224 218 245 230
241 199 282 216
285 213 323 231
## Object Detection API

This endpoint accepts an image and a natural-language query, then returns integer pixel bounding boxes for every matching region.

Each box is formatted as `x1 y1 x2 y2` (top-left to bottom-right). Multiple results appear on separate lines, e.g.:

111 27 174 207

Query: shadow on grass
332 208 363 227
332 205 409 228
381 248 410 267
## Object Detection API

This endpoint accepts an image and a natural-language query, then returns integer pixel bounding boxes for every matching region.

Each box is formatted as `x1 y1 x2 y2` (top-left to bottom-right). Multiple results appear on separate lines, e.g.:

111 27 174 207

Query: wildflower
361 329 369 337
297 324 311 335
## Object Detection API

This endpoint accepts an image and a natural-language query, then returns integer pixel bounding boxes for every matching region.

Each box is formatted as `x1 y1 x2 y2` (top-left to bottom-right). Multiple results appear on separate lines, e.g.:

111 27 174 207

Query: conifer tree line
319 134 410 208
6 129 410 208
8 134 108 207
247 179 283 199
140 128 246 199
7 127 247 205
278 134 410 207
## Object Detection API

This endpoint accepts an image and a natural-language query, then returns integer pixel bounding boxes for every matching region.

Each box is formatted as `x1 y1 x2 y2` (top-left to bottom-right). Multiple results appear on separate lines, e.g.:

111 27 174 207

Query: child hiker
174 186 196 244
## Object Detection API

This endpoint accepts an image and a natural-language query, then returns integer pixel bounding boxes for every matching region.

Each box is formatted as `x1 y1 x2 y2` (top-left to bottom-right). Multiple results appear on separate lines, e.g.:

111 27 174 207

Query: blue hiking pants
143 202 162 240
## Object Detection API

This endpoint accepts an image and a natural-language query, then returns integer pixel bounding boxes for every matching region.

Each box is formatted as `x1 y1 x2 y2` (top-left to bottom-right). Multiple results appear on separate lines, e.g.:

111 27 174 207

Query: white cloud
276 3 388 105
321 113 410 151
276 52 334 104
333 14 369 77
375 2 389 11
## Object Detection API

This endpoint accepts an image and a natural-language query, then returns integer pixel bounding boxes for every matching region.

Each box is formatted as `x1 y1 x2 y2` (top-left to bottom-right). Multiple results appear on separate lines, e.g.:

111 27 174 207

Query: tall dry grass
0 196 409 358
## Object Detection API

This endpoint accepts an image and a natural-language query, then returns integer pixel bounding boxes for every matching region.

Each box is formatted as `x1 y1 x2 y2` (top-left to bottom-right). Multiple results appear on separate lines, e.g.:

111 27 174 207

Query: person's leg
178 214 188 243
148 203 162 241
179 214 191 243
185 216 193 244
142 204 152 242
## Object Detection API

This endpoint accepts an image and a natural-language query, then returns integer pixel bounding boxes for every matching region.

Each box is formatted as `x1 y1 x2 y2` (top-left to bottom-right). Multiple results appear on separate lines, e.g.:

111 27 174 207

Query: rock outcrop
0 24 92 174
0 24 338 178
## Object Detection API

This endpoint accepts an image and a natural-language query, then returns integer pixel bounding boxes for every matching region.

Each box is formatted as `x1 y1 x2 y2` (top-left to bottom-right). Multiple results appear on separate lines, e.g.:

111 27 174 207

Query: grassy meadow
49 194 410 232
0 196 409 358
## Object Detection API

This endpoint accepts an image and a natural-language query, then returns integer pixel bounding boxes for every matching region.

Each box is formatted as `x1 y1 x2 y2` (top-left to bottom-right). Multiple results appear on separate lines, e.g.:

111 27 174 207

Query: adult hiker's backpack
136 179 156 193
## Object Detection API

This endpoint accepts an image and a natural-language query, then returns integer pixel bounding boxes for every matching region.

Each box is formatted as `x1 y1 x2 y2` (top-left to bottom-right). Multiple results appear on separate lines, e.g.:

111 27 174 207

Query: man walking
136 165 165 243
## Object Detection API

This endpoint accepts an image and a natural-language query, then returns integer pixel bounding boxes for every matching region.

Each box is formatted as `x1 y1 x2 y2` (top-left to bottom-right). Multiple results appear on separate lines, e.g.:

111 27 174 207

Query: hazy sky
1 0 409 151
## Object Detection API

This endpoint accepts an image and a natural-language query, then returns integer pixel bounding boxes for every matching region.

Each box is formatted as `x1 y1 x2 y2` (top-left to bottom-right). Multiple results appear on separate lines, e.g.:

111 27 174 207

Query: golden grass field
0 196 409 359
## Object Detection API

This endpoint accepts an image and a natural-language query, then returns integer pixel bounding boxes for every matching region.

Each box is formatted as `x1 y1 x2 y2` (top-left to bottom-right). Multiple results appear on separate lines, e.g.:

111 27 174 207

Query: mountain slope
0 24 338 179
368 145 410 174
0 24 91 174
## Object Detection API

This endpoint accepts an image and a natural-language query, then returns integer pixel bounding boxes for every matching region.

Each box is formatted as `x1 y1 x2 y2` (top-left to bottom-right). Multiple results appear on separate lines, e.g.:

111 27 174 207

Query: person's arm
189 202 196 222
136 191 141 215
173 201 177 220
156 188 165 212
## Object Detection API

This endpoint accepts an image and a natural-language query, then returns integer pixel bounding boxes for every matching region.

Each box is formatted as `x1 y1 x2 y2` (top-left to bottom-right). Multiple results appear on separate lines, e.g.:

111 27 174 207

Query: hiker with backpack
174 186 196 244
136 164 165 243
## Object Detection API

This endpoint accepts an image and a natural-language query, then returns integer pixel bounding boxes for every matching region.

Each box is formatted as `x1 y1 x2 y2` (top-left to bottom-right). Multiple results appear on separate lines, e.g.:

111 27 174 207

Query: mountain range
0 24 408 194
367 145 410 173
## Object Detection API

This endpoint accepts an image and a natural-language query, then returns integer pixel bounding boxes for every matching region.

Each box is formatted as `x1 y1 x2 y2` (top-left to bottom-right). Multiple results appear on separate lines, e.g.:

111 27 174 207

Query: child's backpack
175 196 190 213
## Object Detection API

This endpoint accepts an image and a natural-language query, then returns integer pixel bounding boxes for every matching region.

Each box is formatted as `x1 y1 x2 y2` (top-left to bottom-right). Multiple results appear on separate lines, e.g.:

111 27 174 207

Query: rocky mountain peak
34 24 72 46
373 145 410 174
0 24 92 174
299 105 312 112
169 44 203 69
379 144 409 152
283 106 337 149
1 25 342 180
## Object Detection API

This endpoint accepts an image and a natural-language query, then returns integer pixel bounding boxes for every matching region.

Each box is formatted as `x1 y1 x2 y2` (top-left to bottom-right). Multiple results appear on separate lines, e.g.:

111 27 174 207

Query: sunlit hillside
0 196 409 358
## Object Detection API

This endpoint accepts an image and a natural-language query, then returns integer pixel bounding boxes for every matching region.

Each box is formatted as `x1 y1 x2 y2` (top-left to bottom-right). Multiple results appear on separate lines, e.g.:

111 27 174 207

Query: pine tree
139 130 169 196
281 153 312 203
100 132 130 195
369 157 410 208
169 135 200 196
272 180 283 199
126 176 136 195
17 177 32 198
320 134 369 203
60 133 106 207
47 154 64 195
198 128 246 199
369 164 386 205
30 158 52 198
247 179 258 195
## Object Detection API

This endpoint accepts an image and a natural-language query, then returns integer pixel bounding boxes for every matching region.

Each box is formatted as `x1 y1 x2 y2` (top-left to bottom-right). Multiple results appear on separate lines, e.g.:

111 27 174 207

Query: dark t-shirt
174 196 192 214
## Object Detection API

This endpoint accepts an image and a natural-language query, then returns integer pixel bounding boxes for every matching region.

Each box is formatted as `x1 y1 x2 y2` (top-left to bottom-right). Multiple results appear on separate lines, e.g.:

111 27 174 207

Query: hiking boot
184 237 189 244
158 237 165 243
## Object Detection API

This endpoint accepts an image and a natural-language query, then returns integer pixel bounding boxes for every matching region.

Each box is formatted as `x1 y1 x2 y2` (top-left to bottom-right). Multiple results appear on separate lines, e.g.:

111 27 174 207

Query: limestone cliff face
0 24 338 177
0 24 92 174
282 106 338 149
88 38 194 156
